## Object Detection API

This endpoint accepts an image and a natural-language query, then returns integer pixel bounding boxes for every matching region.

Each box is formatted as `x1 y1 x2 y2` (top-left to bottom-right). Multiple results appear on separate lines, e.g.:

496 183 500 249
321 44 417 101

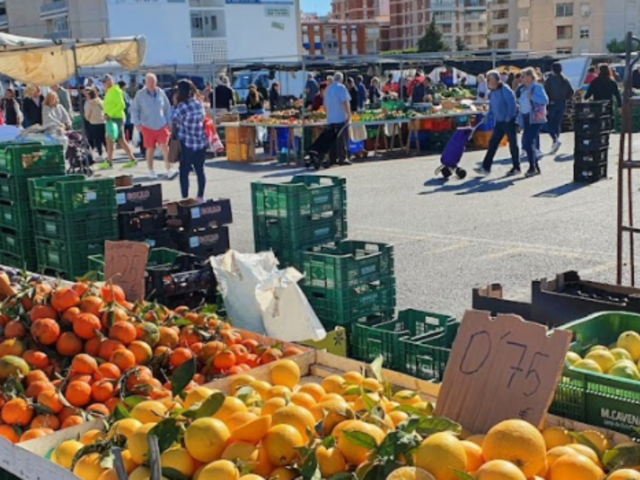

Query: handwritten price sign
104 241 149 301
434 310 571 433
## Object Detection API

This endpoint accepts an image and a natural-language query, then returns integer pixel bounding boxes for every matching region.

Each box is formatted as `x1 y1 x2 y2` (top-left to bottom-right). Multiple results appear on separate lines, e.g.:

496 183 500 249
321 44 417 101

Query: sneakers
97 161 112 170
166 168 179 180
550 140 562 154
195 196 204 203
148 170 158 180
506 167 521 176
122 160 137 169
525 167 540 177
474 166 491 175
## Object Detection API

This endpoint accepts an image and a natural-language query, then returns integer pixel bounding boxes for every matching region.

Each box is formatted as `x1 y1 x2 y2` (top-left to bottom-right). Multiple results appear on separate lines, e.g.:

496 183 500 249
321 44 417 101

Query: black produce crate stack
166 199 232 258
573 101 612 183
561 97 575 133
116 182 173 248
0 143 65 271
29 175 118 279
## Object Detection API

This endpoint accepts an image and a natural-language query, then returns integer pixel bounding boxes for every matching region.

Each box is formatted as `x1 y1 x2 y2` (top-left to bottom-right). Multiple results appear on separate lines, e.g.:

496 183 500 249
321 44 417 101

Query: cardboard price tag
104 241 149 301
434 310 572 434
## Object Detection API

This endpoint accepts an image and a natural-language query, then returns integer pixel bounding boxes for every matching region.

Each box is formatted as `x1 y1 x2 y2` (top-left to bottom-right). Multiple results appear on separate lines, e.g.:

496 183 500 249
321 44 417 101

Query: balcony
40 0 68 19
192 38 227 64
44 30 70 40
490 31 510 41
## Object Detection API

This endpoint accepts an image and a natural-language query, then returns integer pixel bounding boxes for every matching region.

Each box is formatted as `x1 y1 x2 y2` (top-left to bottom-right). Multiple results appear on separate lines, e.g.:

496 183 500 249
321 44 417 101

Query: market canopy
0 33 146 86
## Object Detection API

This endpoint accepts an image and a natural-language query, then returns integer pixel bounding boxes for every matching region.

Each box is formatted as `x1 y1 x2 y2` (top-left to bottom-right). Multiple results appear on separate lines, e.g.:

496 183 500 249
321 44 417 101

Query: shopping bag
168 125 181 164
204 117 224 153
349 124 367 142
106 120 119 141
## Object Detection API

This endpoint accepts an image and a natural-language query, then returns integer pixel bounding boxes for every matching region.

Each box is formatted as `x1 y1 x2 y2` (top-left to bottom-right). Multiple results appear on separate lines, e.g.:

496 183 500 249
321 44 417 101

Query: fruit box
549 311 640 435
0 350 633 480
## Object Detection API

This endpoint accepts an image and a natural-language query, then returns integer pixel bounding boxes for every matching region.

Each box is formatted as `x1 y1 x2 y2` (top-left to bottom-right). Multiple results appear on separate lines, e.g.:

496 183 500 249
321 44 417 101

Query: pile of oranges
0 278 303 444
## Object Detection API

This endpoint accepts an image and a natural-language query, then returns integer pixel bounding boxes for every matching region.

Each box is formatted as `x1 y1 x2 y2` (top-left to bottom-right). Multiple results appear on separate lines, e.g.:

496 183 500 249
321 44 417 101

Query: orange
20 428 51 442
263 424 304 467
4 320 26 338
61 307 81 325
66 381 92 407
100 284 125 304
201 341 225 360
461 440 484 472
23 350 50 369
184 417 231 463
608 470 640 480
1 397 34 426
0 424 19 443
72 353 98 374
56 332 83 356
283 346 304 357
316 446 347 478
260 348 283 364
84 336 103 357
297 383 326 402
29 304 57 322
110 349 136 371
128 341 153 365
93 362 121 381
231 415 272 444
415 432 467 480
38 390 64 414
73 313 102 340
476 460 526 480
25 370 48 386
25 380 54 399
98 339 125 361
92 380 115 402
51 287 80 312
549 452 604 480
158 326 179 348
31 317 61 345
270 359 300 390
0 338 25 357
87 404 110 417
125 366 154 393
101 306 129 329
31 413 60 431
272 405 315 441
80 296 104 316
214 350 236 370
58 406 81 423
109 322 137 345
170 347 195 368
71 281 89 297
61 415 84 429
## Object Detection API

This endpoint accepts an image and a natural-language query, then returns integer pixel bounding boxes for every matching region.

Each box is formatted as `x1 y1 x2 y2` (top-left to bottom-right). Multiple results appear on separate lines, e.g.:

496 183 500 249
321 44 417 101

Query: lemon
610 348 633 362
571 359 603 373
618 331 640 361
585 349 616 373
609 360 640 380
565 352 581 366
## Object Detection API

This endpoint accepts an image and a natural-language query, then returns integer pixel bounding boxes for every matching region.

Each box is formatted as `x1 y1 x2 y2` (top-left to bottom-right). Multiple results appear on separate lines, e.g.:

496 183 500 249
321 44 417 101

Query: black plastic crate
574 101 612 120
166 199 232 230
173 226 230 258
116 183 163 212
118 208 168 239
574 132 610 152
574 116 613 134
574 148 608 166
125 229 176 249
33 210 118 241
574 163 608 183
146 254 216 301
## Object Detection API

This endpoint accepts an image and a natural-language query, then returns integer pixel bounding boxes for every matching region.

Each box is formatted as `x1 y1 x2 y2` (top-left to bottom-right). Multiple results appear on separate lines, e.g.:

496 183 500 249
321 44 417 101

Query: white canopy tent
0 33 146 86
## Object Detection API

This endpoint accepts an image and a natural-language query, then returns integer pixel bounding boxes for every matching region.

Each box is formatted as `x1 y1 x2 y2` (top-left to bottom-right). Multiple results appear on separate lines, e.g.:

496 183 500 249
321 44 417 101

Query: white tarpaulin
0 33 146 86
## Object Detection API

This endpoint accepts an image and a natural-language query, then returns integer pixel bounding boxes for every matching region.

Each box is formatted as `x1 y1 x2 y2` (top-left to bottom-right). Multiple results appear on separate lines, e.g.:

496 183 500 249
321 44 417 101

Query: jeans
328 122 348 165
179 143 206 199
482 120 520 171
522 119 543 170
87 123 106 156
546 102 566 143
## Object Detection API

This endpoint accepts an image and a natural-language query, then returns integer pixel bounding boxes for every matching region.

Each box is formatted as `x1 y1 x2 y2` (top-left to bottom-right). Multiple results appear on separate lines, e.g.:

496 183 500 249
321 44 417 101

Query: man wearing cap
132 73 177 180
101 75 136 170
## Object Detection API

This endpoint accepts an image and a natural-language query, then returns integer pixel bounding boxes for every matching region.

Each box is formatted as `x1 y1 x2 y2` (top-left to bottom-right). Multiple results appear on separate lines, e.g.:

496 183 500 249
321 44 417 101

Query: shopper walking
132 73 176 179
585 64 622 109
346 78 359 113
213 76 235 111
517 67 549 177
22 85 43 127
51 84 72 116
323 72 351 166
356 76 367 111
1 89 22 126
475 70 520 176
42 92 71 129
101 74 136 170
171 80 208 202
544 62 574 155
305 74 319 108
584 66 597 86
119 81 135 145
84 89 106 160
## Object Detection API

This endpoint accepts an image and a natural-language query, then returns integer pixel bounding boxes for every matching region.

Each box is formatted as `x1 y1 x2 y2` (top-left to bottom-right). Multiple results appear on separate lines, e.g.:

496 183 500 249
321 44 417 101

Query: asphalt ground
104 132 636 320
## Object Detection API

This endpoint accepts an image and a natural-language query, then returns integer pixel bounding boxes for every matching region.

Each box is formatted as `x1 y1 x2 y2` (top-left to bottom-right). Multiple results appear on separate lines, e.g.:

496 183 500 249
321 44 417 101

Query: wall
69 0 108 38
224 0 301 61
106 0 193 65
5 0 48 37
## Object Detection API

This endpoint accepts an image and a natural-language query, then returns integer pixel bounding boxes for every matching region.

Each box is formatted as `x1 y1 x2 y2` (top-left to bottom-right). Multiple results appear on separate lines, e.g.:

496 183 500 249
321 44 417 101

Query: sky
301 0 331 15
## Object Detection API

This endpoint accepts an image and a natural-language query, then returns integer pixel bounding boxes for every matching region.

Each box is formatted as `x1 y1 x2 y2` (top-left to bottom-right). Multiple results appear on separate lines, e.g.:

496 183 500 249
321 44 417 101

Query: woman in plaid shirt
171 80 208 201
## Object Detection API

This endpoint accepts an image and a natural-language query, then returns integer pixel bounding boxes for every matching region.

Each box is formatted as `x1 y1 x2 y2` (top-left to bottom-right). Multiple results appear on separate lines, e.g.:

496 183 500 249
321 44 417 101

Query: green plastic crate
0 175 29 203
35 236 114 279
33 210 118 242
399 323 459 382
0 143 64 177
87 247 187 279
549 311 640 435
0 248 36 272
351 309 455 371
303 278 396 326
252 175 346 222
0 228 36 270
301 240 394 289
0 201 31 232
29 175 116 214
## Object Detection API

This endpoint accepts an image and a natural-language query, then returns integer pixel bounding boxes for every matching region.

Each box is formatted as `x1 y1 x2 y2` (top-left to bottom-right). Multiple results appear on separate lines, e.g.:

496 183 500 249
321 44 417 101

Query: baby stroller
434 117 486 180
66 131 94 176
305 123 350 170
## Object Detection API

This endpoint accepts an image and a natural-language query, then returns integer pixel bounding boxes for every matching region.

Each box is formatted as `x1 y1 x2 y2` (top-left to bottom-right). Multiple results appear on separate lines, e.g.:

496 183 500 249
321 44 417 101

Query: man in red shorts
132 73 177 179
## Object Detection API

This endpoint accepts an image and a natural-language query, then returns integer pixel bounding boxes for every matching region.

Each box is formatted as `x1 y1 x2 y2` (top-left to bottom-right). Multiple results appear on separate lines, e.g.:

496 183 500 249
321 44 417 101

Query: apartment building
331 0 389 21
489 0 640 54
302 17 390 56
388 0 488 52
2 0 302 65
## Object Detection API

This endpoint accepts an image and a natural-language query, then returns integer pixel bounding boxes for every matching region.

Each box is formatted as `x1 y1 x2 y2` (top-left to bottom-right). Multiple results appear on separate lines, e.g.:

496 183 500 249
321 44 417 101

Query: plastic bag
132 126 141 147
106 120 119 141
210 250 279 334
256 268 326 342
204 117 224 153
349 124 367 142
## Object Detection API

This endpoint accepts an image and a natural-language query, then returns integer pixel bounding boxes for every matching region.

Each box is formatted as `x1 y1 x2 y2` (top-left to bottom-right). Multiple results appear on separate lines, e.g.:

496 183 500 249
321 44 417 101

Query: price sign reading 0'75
434 310 572 434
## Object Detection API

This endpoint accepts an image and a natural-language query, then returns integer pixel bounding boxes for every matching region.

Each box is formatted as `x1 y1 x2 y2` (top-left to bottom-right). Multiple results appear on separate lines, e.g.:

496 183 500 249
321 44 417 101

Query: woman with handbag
171 80 208 202
517 68 549 177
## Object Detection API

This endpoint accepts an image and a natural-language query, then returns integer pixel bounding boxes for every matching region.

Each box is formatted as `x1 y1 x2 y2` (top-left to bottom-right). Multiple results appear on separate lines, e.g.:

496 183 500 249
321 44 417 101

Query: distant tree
607 38 627 54
455 36 467 52
417 17 449 53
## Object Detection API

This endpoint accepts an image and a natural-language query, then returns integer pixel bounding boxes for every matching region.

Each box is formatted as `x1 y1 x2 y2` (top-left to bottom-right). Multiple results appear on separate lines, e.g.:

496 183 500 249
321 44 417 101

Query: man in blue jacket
476 70 520 176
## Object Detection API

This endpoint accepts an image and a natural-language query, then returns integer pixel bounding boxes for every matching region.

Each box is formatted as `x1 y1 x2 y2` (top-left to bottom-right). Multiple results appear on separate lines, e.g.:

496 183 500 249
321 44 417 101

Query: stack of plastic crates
300 240 395 333
29 175 118 278
0 143 64 271
252 175 347 268
573 101 612 183
350 309 458 381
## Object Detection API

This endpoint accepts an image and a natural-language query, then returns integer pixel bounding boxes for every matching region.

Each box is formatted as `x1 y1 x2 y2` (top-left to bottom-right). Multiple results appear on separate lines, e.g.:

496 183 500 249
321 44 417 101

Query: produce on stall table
566 330 640 380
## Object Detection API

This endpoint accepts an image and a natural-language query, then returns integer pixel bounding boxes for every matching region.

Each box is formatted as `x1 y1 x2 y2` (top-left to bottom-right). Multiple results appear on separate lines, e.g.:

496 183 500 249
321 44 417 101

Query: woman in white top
42 92 71 129
476 74 488 102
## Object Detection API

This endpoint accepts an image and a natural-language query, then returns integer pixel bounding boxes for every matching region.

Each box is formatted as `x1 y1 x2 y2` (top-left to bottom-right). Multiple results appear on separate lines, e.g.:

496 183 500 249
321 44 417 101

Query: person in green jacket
100 74 136 170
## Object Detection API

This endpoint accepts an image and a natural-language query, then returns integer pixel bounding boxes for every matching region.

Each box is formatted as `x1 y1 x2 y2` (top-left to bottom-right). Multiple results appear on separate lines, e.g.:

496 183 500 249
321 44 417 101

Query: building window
54 16 69 32
557 48 573 54
557 25 573 40
580 26 590 38
191 10 220 37
556 3 574 17
519 28 529 42
580 3 591 16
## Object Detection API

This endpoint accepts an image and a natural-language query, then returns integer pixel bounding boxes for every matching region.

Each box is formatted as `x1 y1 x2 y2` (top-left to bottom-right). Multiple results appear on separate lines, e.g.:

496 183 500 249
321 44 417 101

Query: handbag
530 85 547 124
168 124 181 164
204 117 224 153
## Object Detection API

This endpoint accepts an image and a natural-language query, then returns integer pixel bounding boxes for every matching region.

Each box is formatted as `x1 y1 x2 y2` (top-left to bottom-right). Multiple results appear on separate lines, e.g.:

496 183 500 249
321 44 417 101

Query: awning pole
72 44 85 134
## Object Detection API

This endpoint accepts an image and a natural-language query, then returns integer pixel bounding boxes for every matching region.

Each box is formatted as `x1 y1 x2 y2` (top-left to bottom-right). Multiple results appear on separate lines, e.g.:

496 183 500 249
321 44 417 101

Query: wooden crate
227 143 256 162
1 350 632 480
225 126 255 144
